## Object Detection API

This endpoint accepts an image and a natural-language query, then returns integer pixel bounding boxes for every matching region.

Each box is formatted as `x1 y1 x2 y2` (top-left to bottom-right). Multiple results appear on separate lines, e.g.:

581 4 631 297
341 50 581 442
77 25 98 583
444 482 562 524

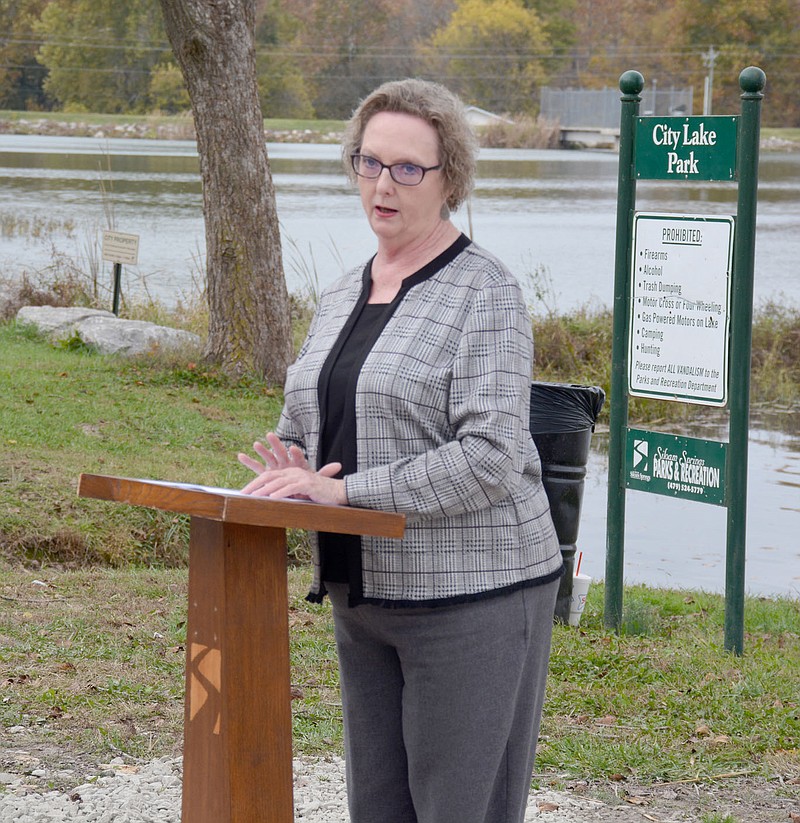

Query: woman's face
357 111 450 252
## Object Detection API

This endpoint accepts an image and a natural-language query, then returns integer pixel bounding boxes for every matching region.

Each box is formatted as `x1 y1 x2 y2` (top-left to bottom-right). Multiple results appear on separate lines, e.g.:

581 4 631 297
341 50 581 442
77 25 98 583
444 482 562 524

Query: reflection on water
579 428 800 600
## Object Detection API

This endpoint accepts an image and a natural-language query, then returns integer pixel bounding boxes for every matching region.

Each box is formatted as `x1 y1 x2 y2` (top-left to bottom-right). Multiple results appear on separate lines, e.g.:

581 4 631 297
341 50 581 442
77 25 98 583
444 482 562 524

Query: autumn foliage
0 0 797 123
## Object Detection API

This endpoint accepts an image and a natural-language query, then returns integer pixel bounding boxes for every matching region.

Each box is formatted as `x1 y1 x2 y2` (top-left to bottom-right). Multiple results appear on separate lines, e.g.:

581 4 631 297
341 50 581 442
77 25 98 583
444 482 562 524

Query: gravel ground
0 754 658 822
0 750 798 822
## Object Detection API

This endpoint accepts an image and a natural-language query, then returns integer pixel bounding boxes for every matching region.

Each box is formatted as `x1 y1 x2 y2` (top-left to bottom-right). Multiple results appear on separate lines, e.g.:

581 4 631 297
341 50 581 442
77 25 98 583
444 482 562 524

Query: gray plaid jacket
277 240 562 605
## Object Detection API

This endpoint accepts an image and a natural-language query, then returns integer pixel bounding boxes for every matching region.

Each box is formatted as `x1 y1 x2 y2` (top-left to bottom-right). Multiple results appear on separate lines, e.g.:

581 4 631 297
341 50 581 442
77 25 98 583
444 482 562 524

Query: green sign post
605 68 766 655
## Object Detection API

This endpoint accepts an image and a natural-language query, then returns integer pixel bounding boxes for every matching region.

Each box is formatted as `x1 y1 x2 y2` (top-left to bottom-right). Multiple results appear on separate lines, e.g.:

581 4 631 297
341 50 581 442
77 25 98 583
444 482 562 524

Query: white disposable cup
568 573 592 626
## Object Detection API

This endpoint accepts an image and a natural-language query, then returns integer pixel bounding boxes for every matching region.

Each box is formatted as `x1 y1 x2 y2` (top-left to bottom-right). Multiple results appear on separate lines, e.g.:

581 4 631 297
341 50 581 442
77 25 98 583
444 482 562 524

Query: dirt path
529 774 800 822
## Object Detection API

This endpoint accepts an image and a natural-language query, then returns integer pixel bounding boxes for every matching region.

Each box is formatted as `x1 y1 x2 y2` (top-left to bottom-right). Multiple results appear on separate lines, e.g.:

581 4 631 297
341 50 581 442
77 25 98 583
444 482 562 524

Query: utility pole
703 45 718 115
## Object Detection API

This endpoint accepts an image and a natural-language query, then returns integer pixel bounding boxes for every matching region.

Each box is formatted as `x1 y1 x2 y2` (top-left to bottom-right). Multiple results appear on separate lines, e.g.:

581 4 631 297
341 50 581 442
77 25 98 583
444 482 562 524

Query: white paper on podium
132 478 310 502
122 478 250 497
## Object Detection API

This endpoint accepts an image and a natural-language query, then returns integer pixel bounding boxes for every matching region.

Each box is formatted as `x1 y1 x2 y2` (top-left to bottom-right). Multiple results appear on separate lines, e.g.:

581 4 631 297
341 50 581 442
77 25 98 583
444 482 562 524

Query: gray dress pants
326 578 559 823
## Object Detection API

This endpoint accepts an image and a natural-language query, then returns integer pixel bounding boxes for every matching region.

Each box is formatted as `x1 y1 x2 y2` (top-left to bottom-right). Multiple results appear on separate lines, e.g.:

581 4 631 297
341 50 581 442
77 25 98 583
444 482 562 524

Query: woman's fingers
238 452 264 473
252 440 279 469
246 435 310 474
240 471 272 495
265 432 292 466
318 462 343 478
237 437 343 503
287 444 310 469
241 466 346 505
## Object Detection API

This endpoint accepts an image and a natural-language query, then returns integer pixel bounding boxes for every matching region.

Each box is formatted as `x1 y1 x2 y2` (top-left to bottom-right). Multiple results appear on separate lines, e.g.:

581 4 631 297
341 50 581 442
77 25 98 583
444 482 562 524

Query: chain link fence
541 86 694 128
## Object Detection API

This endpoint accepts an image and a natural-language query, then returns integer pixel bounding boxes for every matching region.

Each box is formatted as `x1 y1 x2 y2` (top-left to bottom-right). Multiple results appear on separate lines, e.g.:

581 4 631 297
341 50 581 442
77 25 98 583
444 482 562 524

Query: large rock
15 305 201 356
16 305 115 334
76 315 201 356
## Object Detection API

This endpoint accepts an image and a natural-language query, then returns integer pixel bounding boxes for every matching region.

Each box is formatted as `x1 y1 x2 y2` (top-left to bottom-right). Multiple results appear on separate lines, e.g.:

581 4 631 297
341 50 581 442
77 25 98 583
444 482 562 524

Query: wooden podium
78 474 405 823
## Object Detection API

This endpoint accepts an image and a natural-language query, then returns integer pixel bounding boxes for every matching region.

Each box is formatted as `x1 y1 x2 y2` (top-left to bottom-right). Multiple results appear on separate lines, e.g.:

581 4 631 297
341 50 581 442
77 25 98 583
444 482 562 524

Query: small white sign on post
102 230 140 265
628 212 734 407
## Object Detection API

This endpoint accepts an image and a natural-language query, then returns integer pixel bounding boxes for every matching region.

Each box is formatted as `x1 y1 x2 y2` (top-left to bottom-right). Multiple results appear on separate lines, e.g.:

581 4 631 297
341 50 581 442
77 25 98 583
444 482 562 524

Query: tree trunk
158 0 293 384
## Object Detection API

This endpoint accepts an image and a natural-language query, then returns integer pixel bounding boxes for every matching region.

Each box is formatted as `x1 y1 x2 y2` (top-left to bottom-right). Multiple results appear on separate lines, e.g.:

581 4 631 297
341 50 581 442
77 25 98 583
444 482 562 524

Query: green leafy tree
35 0 168 112
523 0 578 75
148 61 189 113
666 0 800 125
0 0 51 109
558 0 798 126
562 0 677 91
305 0 406 118
286 0 434 118
423 0 551 114
255 1 313 118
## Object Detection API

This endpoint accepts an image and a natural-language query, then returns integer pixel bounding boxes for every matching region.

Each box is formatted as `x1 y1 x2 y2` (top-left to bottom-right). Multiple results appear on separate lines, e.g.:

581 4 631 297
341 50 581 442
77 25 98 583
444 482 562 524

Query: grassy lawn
1 561 798 785
0 321 284 566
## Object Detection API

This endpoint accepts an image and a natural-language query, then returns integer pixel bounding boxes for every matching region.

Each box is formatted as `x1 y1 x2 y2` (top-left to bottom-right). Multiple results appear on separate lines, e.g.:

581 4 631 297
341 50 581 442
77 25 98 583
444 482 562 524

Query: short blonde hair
342 79 478 212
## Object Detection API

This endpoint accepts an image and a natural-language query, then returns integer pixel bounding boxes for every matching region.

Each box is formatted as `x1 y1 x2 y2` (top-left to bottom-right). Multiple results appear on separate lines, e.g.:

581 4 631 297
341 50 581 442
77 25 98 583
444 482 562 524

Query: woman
239 79 563 823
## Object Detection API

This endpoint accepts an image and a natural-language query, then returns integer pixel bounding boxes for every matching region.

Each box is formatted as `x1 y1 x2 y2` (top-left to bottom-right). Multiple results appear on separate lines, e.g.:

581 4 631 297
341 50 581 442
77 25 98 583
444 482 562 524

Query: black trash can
529 382 605 623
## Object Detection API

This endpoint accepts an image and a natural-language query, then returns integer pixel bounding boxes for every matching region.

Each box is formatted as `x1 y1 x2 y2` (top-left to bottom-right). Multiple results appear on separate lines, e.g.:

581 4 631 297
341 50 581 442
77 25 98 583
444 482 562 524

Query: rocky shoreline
2 115 797 151
0 115 343 144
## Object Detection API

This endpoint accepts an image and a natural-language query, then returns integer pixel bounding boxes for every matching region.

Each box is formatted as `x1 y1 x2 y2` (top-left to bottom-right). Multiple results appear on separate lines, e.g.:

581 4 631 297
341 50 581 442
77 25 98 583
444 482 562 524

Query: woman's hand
238 432 309 474
237 432 347 506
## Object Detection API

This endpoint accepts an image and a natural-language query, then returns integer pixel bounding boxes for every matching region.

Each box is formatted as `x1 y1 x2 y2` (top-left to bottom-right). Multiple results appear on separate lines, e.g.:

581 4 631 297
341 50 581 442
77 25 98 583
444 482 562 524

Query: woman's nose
375 166 395 192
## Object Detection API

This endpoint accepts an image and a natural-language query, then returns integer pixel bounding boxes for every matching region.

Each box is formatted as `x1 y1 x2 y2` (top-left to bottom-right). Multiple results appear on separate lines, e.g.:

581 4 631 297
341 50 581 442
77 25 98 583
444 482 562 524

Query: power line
2 36 172 52
3 35 799 63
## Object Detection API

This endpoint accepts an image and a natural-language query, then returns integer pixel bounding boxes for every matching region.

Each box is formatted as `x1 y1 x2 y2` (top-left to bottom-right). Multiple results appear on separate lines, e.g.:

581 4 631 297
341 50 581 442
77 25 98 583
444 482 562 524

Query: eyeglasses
350 153 441 186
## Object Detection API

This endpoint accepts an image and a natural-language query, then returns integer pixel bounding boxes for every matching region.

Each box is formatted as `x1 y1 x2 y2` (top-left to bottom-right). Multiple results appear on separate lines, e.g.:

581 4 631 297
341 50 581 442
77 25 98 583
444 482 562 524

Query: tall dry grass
478 116 562 149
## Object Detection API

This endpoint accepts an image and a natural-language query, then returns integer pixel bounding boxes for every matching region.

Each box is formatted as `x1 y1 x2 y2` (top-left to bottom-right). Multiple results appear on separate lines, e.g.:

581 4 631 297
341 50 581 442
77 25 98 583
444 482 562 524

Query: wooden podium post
78 474 405 823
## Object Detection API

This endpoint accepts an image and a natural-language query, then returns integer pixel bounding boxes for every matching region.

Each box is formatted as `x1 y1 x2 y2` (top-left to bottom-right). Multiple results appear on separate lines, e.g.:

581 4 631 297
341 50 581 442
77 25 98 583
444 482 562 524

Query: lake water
1 135 798 599
1 135 799 312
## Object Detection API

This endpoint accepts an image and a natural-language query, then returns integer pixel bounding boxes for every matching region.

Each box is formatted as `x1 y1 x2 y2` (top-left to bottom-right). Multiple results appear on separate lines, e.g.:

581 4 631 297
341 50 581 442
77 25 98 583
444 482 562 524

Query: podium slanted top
78 473 405 539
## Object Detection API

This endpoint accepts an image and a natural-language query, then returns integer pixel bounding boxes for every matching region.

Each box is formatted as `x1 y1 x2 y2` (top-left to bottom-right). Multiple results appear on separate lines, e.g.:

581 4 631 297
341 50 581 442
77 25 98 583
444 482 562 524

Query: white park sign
628 212 734 406
102 230 140 265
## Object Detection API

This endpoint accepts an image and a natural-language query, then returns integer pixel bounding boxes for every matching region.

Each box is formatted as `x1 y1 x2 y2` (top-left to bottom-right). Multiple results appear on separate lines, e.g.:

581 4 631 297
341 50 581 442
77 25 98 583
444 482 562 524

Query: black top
316 234 472 590
318 302 388 583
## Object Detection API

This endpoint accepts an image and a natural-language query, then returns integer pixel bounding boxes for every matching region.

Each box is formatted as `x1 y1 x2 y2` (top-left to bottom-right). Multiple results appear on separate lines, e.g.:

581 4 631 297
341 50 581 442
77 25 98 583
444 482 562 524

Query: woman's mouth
375 205 398 216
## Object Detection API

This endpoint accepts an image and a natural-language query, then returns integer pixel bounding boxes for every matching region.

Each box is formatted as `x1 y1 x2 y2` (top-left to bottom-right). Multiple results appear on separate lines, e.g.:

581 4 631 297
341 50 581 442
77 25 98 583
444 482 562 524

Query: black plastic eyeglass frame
350 153 442 186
